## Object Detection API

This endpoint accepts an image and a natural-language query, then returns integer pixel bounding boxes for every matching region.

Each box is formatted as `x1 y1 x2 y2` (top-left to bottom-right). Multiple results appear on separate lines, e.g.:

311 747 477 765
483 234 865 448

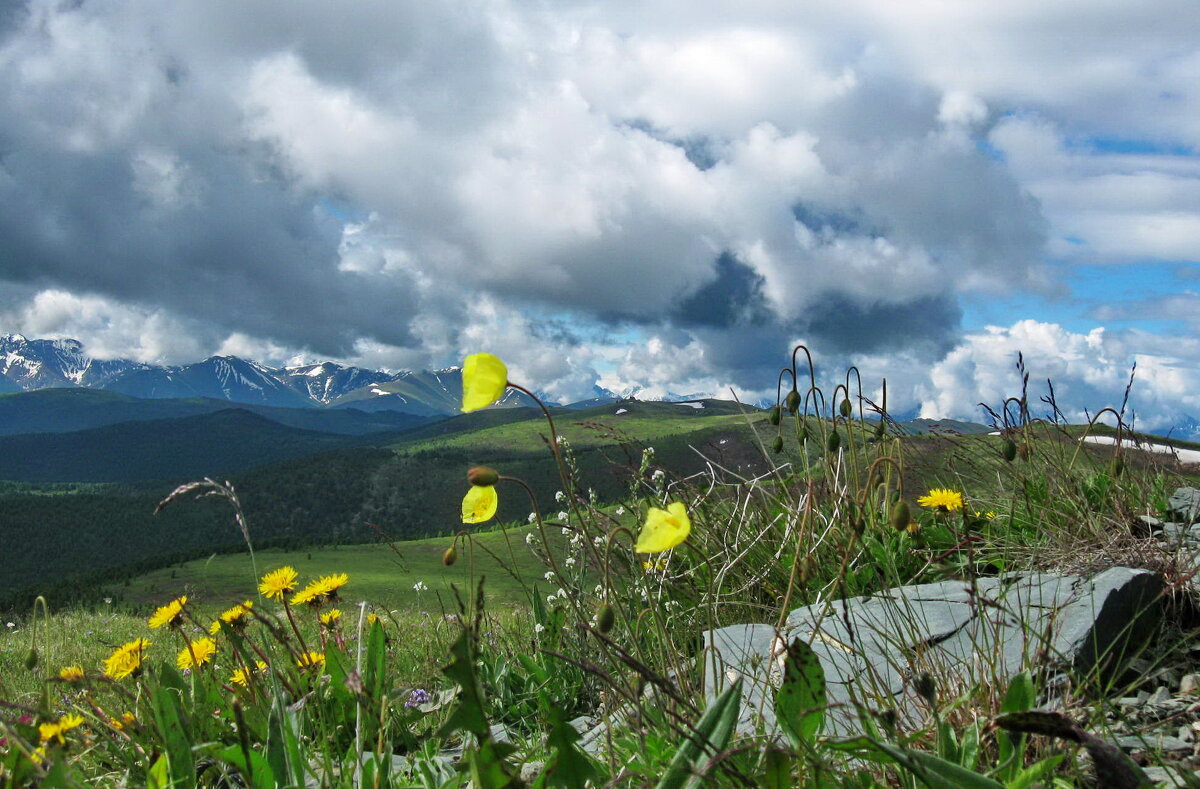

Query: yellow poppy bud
634 502 691 554
461 353 508 413
467 466 500 486
462 484 498 524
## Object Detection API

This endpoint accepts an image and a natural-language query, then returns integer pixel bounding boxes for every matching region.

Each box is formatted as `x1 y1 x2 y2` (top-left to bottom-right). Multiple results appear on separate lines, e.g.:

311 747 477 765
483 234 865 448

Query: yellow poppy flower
635 502 691 553
462 484 498 524
259 566 299 601
147 595 188 629
103 639 151 679
176 637 217 671
461 353 508 412
917 488 964 512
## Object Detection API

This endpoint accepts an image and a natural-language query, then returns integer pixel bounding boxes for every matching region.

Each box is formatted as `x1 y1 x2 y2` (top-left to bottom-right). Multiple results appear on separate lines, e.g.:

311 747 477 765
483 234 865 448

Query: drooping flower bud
442 546 458 566
769 405 782 426
772 436 784 454
1002 439 1018 463
596 602 616 634
24 648 38 671
785 389 802 414
467 466 500 487
839 398 853 418
826 429 841 453
890 500 911 531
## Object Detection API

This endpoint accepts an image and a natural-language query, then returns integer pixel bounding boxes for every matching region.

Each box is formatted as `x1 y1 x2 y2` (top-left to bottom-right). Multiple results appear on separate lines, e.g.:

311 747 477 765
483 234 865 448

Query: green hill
0 387 434 436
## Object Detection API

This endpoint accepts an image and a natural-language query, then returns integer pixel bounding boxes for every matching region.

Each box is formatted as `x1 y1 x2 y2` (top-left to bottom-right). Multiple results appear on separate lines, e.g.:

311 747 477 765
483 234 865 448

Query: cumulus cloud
0 0 1196 425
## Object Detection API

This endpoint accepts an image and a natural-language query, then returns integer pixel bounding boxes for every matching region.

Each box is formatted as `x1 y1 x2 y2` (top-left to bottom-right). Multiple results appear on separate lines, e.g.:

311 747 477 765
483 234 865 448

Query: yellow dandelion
209 600 254 634
147 596 188 629
461 352 508 413
296 651 326 669
39 714 84 744
259 566 299 602
176 637 217 671
291 573 349 607
109 712 137 731
366 613 380 626
319 609 342 627
58 665 85 683
635 502 691 554
230 660 268 687
103 639 151 680
916 488 964 512
462 484 499 524
905 521 921 535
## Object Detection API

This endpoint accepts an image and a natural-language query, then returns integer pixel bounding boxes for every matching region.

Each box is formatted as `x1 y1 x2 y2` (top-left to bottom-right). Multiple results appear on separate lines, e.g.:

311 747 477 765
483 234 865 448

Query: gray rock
1114 732 1192 753
1168 487 1200 522
1180 673 1200 694
700 567 1163 738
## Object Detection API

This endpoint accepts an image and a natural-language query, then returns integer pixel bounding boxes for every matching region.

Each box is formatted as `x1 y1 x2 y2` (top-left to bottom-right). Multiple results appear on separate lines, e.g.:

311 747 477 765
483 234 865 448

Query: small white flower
4 622 13 628
556 588 569 599
555 435 568 445
555 490 566 503
652 469 665 481
526 532 537 545
560 526 572 536
557 511 569 521
565 556 577 567
593 536 606 547
528 512 537 524
413 581 429 592
615 506 626 516
569 532 582 545
104 597 112 604
593 585 604 596
544 571 556 581
547 594 558 605
534 623 545 634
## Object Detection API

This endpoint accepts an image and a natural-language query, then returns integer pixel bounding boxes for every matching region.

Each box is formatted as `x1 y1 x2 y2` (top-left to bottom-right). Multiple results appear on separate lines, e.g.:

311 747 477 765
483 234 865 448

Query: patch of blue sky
1068 136 1195 157
962 260 1192 335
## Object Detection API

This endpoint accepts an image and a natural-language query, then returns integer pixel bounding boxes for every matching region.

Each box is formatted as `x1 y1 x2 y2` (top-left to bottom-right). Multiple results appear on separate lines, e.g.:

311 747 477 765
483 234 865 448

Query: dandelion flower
462 484 498 524
147 596 188 629
104 639 150 680
109 712 137 731
259 567 299 601
319 609 342 627
292 573 349 607
296 651 326 670
905 521 921 535
210 600 254 634
366 613 381 626
176 637 217 671
39 714 84 744
58 665 85 683
461 353 508 412
917 488 964 512
635 502 691 554
230 660 267 687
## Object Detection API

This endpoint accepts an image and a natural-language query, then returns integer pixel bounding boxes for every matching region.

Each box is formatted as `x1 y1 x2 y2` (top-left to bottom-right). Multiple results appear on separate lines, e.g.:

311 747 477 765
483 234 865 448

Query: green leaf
762 747 792 789
467 739 522 789
1005 754 1064 789
437 628 490 740
213 743 277 789
365 620 388 702
995 672 1034 780
542 704 598 789
869 742 1005 789
655 677 742 789
146 754 170 789
774 637 826 750
150 683 194 788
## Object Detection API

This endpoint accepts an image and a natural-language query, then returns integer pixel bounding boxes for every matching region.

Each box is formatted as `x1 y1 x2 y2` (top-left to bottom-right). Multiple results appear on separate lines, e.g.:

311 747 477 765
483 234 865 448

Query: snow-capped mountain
0 335 552 415
1 334 144 390
278 362 395 405
103 356 315 408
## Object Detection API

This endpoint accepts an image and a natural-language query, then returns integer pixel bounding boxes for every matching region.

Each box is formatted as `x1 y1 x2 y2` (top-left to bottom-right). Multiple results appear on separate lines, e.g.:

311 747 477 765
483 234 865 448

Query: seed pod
874 420 886 439
785 389 802 414
1002 439 1018 463
797 424 808 443
840 398 852 418
24 648 38 671
826 429 840 454
442 546 458 566
772 436 784 454
596 602 616 634
913 672 938 708
768 405 782 426
467 466 500 486
890 500 911 531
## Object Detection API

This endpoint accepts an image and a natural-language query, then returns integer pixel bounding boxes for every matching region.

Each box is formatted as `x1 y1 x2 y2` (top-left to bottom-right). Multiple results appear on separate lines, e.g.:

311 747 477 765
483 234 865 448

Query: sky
0 0 1198 431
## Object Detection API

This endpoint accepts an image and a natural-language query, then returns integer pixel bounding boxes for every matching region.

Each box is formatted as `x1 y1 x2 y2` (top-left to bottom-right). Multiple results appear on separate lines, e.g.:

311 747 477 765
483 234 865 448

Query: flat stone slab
701 567 1163 738
1168 487 1200 522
